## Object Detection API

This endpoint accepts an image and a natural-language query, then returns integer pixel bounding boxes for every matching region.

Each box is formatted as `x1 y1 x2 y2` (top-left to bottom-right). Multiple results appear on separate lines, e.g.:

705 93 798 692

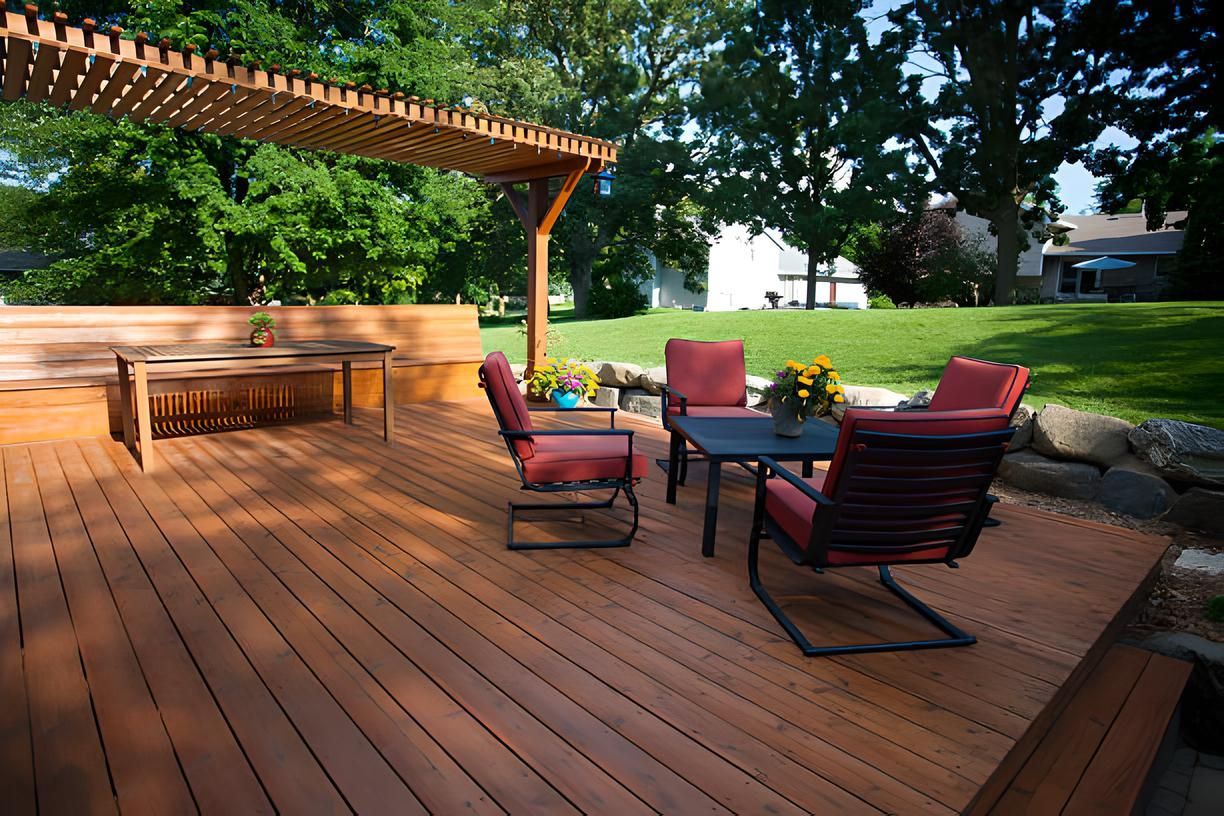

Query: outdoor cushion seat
929 356 1031 415
748 406 1015 656
523 436 650 484
479 351 644 550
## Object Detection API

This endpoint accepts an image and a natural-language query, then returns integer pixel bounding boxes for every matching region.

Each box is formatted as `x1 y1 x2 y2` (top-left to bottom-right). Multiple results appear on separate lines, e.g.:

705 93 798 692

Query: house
642 223 868 311
1037 211 1187 302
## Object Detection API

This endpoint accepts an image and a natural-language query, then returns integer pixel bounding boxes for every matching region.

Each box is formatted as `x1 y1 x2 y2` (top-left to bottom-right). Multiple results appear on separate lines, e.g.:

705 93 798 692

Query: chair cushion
929 356 1030 415
666 405 761 419
521 435 649 485
481 351 535 459
764 471 953 566
665 339 748 407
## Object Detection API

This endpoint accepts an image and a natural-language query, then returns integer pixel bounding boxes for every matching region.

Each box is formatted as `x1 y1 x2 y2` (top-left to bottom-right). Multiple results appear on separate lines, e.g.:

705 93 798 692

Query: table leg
666 430 681 504
342 361 353 424
702 461 722 558
382 351 395 444
802 459 814 479
133 360 154 472
115 356 134 450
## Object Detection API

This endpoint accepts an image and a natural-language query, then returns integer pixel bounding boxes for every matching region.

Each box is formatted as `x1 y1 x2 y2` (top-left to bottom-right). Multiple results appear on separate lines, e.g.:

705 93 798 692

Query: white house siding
643 224 868 311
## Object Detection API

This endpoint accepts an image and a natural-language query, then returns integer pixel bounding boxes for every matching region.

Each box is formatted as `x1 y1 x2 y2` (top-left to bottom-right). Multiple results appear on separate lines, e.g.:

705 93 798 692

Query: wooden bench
988 643 1193 815
0 305 484 444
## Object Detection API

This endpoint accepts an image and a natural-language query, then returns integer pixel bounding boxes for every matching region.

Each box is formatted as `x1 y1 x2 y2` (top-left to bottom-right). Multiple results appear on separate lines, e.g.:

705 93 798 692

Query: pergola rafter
0 4 617 371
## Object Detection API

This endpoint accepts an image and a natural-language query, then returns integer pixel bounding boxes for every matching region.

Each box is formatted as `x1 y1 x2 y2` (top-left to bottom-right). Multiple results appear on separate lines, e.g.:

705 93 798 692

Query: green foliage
896 1 1115 304
482 302 1224 428
587 276 648 319
1208 596 1224 624
698 1 927 309
867 292 897 310
528 358 598 399
248 312 275 330
769 356 845 419
858 212 993 306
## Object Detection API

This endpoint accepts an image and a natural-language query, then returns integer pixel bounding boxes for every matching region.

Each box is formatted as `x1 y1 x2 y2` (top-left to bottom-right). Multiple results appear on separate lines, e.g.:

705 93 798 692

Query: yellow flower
833 393 845 403
797 389 810 398
827 370 840 381
826 383 839 394
806 365 821 376
786 359 797 369
797 375 813 386
815 355 832 368
837 385 845 394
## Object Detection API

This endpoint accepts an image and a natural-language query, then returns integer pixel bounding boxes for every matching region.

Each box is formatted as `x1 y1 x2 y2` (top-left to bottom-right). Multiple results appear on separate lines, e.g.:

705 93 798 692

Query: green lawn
481 302 1224 428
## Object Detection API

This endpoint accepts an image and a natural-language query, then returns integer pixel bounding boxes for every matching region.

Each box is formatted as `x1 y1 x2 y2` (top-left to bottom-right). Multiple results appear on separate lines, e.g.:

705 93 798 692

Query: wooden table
666 415 839 557
111 340 396 472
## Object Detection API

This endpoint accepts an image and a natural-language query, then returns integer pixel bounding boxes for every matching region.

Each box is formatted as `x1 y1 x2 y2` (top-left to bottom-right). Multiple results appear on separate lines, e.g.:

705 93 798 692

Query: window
1059 264 1079 294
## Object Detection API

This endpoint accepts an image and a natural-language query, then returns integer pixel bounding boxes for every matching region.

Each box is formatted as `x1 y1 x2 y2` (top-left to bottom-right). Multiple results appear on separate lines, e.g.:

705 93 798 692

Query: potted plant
767 354 845 436
248 312 276 347
529 358 598 409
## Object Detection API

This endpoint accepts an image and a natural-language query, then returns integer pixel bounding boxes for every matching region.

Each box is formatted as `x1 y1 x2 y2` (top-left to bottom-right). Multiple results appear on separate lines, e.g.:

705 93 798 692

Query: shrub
588 276 648 318
1207 595 1224 623
867 291 896 309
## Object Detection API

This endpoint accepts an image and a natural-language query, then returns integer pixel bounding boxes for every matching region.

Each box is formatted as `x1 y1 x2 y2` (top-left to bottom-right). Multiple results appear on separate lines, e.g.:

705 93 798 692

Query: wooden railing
0 304 484 444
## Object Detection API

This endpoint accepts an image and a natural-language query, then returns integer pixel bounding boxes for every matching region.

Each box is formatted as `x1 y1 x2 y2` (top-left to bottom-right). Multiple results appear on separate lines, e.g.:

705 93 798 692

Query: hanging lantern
594 167 615 197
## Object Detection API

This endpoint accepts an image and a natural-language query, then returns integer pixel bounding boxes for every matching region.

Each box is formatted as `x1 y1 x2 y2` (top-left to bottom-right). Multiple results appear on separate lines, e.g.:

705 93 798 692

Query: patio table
666 415 839 557
112 340 396 473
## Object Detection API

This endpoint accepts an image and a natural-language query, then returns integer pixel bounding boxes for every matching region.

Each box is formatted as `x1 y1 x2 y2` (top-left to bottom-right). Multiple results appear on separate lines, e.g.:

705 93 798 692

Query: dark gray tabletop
670 415 839 460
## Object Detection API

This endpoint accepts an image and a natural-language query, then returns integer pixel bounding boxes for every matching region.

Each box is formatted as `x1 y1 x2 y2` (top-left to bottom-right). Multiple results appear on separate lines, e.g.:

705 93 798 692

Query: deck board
0 397 1171 814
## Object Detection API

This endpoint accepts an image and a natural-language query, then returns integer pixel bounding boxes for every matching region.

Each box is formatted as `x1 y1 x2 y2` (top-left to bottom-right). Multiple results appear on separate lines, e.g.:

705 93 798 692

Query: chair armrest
758 457 836 507
499 429 634 439
660 384 688 410
528 405 616 428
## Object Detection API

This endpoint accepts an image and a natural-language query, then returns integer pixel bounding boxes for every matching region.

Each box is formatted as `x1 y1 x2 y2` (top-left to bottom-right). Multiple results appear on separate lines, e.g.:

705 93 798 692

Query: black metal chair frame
480 372 640 550
748 427 1012 656
659 384 759 483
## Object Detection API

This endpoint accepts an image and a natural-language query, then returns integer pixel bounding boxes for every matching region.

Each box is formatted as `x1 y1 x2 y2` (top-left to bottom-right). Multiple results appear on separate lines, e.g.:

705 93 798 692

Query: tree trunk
992 208 1019 306
227 241 249 305
805 247 818 310
570 258 593 317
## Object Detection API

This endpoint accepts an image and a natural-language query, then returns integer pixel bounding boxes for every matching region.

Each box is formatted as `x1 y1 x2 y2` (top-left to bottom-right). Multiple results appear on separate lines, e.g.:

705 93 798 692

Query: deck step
992 643 1192 815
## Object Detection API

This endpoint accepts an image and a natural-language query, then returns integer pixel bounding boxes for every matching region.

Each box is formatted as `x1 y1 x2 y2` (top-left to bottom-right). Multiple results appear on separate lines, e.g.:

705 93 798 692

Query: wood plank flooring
0 399 1171 814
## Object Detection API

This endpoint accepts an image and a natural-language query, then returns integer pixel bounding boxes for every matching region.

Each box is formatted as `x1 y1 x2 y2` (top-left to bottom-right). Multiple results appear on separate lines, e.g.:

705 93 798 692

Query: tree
698 1 926 310
1083 0 1221 298
857 211 994 306
897 0 1114 305
0 1 517 305
493 0 723 317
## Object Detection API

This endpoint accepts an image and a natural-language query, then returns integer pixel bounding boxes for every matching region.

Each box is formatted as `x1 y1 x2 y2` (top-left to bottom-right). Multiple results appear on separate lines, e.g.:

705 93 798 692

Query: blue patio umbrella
1072 256 1136 270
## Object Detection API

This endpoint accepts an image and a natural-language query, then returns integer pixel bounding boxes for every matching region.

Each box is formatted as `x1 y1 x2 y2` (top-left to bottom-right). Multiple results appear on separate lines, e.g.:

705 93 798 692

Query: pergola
0 4 617 372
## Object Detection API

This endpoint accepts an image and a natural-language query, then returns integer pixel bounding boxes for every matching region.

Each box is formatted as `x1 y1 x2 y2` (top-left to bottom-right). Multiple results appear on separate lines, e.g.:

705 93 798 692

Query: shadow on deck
0 399 1171 814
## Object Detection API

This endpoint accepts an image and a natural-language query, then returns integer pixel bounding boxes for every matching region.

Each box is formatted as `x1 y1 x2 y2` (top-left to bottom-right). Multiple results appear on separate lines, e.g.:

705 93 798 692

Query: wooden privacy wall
0 305 484 444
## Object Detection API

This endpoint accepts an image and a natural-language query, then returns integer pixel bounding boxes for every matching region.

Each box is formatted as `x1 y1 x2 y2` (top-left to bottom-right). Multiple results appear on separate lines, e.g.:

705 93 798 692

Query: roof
0 7 616 180
0 249 53 271
1044 212 1187 256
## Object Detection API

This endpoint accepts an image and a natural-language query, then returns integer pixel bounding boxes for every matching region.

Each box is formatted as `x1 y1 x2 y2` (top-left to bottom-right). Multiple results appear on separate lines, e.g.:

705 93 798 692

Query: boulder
638 366 667 395
744 374 774 407
1032 404 1134 467
896 390 932 411
842 385 907 408
592 386 621 409
1163 487 1224 535
1129 418 1224 488
998 450 1102 500
1097 467 1177 519
1008 404 1035 452
618 388 662 418
596 361 645 388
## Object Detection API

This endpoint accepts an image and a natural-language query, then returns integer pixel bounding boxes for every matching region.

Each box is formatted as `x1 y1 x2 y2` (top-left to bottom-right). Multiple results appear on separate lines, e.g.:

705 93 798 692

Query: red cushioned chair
660 339 760 483
928 356 1031 415
479 352 647 550
748 408 1015 656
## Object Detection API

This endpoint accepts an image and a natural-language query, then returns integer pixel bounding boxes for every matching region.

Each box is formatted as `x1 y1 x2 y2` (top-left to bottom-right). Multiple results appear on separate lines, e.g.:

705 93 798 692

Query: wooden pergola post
493 159 593 377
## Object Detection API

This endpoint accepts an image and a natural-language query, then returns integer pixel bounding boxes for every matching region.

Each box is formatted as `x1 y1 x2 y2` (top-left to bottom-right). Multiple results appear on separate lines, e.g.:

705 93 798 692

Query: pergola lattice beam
0 5 617 179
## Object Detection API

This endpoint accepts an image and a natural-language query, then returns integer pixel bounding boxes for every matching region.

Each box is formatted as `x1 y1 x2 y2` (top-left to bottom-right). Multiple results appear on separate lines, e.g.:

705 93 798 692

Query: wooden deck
0 399 1171 815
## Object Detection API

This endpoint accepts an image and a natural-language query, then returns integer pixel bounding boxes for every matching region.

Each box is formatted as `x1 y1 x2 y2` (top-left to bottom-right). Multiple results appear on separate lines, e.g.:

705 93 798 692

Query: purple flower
775 370 787 378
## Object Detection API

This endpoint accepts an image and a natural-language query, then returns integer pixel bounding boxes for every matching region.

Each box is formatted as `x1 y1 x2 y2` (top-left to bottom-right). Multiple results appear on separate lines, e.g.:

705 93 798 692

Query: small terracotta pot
250 329 275 347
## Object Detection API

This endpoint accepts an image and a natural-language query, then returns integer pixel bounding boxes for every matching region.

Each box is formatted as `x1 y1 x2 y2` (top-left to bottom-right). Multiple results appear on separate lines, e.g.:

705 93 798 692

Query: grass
481 302 1224 428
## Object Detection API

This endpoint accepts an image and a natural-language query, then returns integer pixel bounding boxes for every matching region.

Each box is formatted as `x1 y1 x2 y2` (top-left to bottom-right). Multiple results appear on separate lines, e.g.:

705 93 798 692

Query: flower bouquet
529 358 599 408
767 355 844 436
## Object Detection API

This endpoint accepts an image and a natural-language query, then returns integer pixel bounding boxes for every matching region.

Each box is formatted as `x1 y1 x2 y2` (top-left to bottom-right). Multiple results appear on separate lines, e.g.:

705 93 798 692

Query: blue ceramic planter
551 391 581 409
